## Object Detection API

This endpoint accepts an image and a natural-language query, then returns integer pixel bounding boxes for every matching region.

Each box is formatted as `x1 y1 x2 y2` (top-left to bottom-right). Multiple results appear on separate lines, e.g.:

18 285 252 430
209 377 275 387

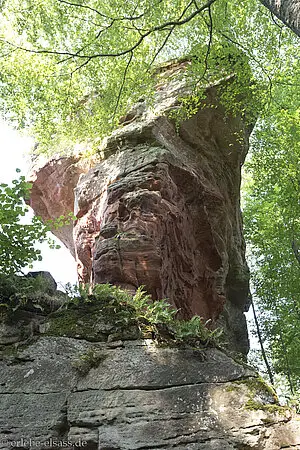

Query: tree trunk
259 0 300 37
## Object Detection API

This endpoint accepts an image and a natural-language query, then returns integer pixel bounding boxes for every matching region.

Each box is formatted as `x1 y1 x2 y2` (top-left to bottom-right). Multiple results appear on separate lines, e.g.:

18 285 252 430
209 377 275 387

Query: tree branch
113 51 134 122
58 0 162 22
1 0 219 62
292 239 300 266
194 3 213 85
251 295 275 386
57 0 113 20
149 0 195 66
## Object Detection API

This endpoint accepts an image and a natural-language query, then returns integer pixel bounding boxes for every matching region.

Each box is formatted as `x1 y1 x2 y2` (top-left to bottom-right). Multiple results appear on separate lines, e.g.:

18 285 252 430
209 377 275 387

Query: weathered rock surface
0 334 300 450
28 69 252 355
28 156 90 256
0 271 67 345
1 280 299 450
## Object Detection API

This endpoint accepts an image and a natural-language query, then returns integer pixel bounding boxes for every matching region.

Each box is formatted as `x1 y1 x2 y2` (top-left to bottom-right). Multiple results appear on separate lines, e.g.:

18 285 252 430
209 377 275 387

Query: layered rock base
1 276 299 450
1 336 300 449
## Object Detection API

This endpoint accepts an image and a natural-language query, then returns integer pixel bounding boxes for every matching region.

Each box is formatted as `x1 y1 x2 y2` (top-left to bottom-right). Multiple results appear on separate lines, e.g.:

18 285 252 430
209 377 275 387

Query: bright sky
0 121 77 288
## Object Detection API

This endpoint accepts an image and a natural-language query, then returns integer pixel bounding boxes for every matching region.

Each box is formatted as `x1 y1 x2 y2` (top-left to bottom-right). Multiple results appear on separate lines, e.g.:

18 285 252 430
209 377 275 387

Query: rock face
11 63 300 450
1 325 300 449
1 279 299 449
29 68 251 354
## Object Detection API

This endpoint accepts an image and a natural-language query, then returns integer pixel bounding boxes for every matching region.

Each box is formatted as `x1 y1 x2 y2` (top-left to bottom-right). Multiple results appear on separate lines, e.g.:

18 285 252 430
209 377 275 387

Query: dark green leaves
0 172 54 274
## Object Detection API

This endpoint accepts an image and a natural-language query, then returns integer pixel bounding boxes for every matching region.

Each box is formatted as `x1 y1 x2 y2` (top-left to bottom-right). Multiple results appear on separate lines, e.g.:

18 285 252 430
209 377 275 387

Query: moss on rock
245 399 291 416
47 301 141 342
237 376 278 401
72 348 108 375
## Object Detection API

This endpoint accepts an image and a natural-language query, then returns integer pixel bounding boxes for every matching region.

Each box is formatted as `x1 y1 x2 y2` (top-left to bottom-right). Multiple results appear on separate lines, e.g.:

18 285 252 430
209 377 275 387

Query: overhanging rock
29 66 252 355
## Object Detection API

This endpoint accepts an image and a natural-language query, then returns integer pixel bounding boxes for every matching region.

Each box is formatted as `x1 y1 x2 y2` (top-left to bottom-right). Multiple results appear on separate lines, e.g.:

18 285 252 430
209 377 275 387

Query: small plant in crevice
171 316 223 346
72 348 107 376
127 286 177 324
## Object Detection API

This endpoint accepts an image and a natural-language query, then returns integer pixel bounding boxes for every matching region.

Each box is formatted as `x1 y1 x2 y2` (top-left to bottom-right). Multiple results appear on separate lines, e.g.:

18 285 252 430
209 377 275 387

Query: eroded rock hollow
29 66 252 354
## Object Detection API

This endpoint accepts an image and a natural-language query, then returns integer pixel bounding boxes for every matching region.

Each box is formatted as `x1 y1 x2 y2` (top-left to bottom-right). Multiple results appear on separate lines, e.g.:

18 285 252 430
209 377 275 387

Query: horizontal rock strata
0 335 299 450
1 278 299 450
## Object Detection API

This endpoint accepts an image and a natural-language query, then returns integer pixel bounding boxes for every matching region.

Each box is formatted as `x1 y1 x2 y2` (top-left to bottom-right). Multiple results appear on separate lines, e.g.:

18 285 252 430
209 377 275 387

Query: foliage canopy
0 0 298 153
243 96 300 393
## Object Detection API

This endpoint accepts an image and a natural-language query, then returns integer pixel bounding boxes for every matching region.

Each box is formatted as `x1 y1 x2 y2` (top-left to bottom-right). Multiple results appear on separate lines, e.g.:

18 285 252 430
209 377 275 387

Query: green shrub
64 283 222 346
0 172 58 275
0 172 76 276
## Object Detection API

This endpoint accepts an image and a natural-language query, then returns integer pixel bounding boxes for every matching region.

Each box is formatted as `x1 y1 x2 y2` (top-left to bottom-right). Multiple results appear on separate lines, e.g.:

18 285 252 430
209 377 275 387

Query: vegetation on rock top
48 284 223 347
0 277 223 348
0 272 65 317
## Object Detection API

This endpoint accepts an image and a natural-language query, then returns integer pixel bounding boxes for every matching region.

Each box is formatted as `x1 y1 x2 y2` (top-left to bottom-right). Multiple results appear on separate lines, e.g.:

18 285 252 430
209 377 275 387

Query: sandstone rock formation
29 66 252 354
28 155 90 256
10 61 299 450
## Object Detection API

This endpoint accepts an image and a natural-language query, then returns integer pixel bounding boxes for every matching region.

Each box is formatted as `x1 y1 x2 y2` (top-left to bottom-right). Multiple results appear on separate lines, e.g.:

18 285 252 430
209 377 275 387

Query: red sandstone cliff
29 68 252 354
